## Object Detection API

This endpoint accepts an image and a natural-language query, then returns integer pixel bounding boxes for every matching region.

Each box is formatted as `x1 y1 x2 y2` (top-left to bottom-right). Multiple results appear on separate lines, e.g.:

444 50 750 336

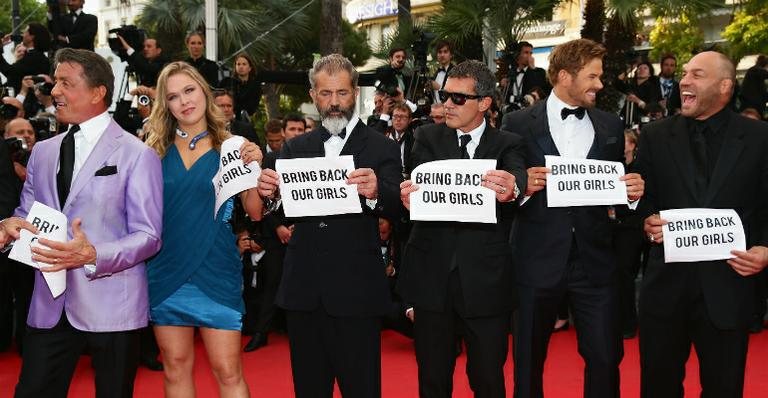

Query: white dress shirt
72 111 111 181
323 114 378 209
456 119 486 159
546 92 595 159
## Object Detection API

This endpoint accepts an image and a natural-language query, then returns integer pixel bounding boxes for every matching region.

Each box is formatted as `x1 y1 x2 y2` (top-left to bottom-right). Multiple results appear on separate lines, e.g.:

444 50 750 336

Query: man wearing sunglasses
501 39 645 398
398 60 526 398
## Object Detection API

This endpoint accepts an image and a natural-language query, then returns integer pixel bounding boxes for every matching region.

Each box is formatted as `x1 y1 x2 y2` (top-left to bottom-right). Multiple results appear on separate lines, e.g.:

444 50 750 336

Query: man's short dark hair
389 47 406 58
447 60 496 98
282 113 306 130
519 41 533 50
265 119 283 134
27 22 51 52
213 89 234 102
434 40 453 54
660 53 677 65
54 48 114 107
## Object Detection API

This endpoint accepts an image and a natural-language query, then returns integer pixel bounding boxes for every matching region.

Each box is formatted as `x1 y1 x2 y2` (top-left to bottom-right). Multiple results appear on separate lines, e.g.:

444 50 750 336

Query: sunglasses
438 90 484 106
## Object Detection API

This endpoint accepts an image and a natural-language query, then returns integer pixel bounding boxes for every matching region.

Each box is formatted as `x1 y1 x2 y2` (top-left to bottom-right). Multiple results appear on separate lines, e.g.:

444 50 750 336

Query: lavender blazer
14 120 163 332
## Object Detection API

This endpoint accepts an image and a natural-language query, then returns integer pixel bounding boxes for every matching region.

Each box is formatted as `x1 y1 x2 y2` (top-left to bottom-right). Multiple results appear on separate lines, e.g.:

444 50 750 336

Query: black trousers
285 307 382 398
15 313 140 398
514 257 622 398
414 270 510 398
612 225 646 332
639 279 749 398
0 259 34 354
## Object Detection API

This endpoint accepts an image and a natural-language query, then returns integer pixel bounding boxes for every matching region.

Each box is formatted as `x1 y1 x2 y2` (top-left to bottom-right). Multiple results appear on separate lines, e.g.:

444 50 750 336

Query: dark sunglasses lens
440 91 467 105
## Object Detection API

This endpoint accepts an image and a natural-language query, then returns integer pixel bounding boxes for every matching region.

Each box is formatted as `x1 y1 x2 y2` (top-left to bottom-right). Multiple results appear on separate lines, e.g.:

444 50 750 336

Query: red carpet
2 328 768 397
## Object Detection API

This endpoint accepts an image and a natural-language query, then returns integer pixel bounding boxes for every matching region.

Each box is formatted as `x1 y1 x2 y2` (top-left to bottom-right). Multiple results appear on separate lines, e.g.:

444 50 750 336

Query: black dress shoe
140 356 164 371
244 333 268 352
749 318 764 334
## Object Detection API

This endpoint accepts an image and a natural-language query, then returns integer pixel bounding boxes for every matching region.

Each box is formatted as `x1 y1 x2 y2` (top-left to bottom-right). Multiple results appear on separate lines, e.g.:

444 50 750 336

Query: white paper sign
409 159 497 223
8 201 67 297
660 208 746 263
276 155 362 217
545 156 627 207
212 136 261 217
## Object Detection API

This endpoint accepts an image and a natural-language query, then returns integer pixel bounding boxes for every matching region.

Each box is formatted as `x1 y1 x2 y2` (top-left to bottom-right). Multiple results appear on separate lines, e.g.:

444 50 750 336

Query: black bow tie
319 127 346 142
561 107 586 120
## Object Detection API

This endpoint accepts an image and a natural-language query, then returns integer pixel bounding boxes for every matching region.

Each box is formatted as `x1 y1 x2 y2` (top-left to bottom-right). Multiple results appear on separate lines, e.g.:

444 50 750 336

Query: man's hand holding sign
525 156 644 206
644 211 768 276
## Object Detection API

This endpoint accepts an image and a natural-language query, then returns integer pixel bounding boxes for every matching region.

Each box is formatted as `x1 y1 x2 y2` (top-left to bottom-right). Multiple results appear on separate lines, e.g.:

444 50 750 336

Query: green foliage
722 4 768 61
649 13 704 66
581 0 606 42
0 0 46 36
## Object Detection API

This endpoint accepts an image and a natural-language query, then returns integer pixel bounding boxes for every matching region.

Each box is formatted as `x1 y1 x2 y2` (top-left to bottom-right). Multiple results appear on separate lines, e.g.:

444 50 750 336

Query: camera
108 25 146 62
29 115 58 142
374 67 399 98
36 82 54 96
0 103 19 119
137 95 151 107
0 31 23 44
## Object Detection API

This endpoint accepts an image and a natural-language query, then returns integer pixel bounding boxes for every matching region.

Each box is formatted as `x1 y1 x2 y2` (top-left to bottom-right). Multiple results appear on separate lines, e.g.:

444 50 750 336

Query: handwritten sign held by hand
276 155 362 218
212 136 261 217
545 156 627 207
409 159 497 223
8 201 67 297
661 208 746 263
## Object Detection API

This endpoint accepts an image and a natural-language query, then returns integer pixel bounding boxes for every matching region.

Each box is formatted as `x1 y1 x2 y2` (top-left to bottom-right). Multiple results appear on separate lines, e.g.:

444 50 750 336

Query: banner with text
276 155 362 218
660 208 746 263
8 201 67 297
212 136 261 217
409 159 497 223
545 155 627 207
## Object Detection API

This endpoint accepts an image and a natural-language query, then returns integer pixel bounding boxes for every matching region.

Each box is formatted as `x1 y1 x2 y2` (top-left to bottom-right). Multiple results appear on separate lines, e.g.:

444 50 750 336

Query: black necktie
57 125 79 207
459 134 472 159
319 127 346 142
690 122 709 197
70 12 77 24
561 107 586 120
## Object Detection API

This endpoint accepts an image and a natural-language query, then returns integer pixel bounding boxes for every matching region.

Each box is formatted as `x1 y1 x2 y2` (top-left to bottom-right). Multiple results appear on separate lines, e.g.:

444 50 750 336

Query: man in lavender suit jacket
0 49 162 398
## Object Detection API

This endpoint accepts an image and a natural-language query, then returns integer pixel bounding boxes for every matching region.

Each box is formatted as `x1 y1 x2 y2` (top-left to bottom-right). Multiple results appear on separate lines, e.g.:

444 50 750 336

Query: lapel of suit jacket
473 125 496 160
340 120 368 157
704 112 745 205
585 109 611 160
64 121 121 212
530 102 560 156
666 116 700 202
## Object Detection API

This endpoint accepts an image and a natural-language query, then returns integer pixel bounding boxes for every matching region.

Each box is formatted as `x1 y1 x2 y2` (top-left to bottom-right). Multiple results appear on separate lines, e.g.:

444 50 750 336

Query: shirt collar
547 91 580 116
77 111 111 145
456 119 486 142
344 112 360 138
689 106 730 133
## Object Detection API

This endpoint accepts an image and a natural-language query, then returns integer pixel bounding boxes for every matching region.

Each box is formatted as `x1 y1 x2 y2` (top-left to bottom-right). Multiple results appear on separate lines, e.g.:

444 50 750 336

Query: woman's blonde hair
145 61 229 157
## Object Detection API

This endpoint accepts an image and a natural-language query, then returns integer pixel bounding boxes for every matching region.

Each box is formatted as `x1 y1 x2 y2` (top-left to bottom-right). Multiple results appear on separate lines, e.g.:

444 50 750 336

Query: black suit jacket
634 112 768 329
127 52 168 87
384 127 415 177
507 67 551 103
502 101 625 288
50 12 98 51
229 119 260 147
0 49 51 94
397 123 527 317
274 120 403 317
0 141 21 218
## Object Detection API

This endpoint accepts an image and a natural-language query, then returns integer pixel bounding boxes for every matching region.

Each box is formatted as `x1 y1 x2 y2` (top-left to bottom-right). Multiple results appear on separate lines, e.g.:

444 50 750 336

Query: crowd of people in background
1 2 768 397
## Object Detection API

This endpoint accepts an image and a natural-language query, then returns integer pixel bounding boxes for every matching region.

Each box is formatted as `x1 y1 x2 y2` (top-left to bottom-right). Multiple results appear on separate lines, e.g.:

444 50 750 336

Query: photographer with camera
18 74 56 117
48 0 98 51
1 23 52 94
116 35 168 88
430 40 455 104
0 98 24 132
377 48 411 96
499 41 550 112
3 117 34 181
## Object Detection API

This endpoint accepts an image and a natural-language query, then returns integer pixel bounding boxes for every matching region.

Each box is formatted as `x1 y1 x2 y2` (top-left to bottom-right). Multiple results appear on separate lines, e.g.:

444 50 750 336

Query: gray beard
322 116 349 136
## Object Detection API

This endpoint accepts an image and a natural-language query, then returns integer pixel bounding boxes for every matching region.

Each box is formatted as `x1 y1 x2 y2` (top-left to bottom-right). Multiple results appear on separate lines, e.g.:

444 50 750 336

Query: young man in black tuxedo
637 51 768 398
48 0 97 51
399 60 526 398
501 39 645 398
257 54 401 398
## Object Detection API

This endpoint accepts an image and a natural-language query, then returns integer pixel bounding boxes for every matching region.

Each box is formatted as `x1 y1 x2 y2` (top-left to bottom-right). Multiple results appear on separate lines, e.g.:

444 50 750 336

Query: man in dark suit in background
637 51 768 398
399 60 526 398
501 39 644 398
213 90 260 146
501 41 550 108
48 0 97 52
117 36 169 88
257 54 402 398
242 113 307 352
0 23 52 95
